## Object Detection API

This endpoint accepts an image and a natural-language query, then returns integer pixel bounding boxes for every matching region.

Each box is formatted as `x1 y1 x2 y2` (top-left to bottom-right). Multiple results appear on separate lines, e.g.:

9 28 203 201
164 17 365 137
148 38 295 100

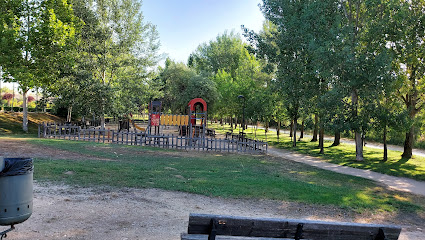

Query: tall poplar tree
0 0 78 132
388 0 425 159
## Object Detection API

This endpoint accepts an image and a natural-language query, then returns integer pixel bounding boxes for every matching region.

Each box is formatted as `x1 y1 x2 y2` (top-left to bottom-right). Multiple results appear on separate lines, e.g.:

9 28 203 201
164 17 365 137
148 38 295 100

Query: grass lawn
210 123 425 182
28 138 425 214
0 112 63 136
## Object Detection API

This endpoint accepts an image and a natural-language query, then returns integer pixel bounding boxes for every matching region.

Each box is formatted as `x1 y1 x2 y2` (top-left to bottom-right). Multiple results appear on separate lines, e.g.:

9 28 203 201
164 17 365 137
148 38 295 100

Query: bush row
1 106 52 112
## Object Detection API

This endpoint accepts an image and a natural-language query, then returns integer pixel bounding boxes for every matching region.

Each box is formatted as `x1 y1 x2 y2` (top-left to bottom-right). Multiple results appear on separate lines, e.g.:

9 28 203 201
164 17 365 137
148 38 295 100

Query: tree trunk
67 106 73 123
277 121 280 141
300 120 304 139
230 117 233 129
265 121 269 141
383 125 388 161
293 117 297 147
100 114 105 129
11 85 15 112
351 89 363 161
355 131 364 161
289 120 293 138
311 114 318 142
319 125 324 154
22 90 28 132
265 121 269 133
401 126 414 159
332 130 340 146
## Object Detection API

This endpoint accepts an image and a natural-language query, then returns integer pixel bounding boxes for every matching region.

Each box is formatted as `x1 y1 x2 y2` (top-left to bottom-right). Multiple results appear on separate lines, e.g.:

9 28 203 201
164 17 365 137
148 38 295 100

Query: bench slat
181 234 295 240
187 213 401 240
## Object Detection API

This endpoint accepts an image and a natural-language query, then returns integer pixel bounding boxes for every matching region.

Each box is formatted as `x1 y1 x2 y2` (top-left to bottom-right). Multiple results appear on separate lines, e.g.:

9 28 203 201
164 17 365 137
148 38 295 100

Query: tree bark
400 67 421 159
22 90 28 132
332 130 341 146
311 114 318 142
319 125 324 154
355 131 364 161
300 120 304 139
100 114 105 129
67 106 73 123
293 117 297 147
277 121 280 141
351 89 363 161
401 126 414 159
383 125 388 161
289 120 293 138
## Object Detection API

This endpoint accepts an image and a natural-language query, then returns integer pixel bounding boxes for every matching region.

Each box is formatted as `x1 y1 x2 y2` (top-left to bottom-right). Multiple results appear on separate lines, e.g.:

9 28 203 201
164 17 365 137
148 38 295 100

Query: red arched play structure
188 98 207 112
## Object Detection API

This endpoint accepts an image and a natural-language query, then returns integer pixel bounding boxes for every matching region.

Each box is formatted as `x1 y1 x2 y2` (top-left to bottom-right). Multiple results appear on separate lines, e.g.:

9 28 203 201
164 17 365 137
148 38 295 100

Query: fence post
43 123 46 138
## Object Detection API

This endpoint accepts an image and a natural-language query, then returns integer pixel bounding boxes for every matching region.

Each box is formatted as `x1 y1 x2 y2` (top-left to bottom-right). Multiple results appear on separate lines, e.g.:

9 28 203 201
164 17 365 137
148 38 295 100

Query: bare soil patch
6 183 423 240
0 138 109 161
1 138 424 239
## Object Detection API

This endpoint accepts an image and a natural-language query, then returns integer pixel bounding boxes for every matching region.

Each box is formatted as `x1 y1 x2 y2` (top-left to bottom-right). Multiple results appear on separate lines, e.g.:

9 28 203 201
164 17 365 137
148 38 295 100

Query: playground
39 98 268 153
116 98 210 138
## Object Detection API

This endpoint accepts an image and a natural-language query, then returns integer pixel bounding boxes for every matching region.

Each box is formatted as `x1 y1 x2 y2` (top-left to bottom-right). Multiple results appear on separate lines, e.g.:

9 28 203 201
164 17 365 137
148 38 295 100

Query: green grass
0 112 63 136
210 123 425 182
28 138 424 213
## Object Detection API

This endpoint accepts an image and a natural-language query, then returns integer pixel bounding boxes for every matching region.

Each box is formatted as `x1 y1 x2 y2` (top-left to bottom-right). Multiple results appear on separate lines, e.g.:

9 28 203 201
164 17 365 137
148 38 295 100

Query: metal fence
38 123 267 153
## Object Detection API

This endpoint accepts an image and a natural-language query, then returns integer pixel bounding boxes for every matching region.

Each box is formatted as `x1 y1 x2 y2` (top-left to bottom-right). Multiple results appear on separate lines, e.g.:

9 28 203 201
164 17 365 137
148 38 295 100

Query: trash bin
0 157 33 226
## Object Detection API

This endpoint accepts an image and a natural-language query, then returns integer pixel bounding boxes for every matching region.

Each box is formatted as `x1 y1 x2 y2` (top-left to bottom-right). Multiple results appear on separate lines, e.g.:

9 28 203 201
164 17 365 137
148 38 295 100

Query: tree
48 0 161 123
189 32 268 124
159 60 218 114
387 0 425 159
244 1 329 147
0 0 78 131
88 0 161 125
246 0 396 156
332 0 395 160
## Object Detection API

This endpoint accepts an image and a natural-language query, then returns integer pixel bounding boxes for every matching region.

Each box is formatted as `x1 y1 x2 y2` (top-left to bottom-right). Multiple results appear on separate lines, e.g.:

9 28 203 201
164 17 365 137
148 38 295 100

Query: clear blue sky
1 1 265 90
142 0 265 64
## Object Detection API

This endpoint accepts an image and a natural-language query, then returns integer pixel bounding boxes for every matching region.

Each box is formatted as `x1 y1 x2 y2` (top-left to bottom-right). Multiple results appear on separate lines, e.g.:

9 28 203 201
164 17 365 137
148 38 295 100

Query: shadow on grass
270 138 425 181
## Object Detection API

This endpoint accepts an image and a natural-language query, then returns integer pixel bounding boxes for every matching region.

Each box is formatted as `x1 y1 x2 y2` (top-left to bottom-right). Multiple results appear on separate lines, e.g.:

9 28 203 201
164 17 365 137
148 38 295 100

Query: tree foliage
159 59 218 114
0 0 78 131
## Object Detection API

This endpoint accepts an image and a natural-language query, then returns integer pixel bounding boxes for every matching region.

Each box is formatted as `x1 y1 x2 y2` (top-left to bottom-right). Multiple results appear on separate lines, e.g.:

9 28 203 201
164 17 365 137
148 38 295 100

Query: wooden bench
181 213 401 240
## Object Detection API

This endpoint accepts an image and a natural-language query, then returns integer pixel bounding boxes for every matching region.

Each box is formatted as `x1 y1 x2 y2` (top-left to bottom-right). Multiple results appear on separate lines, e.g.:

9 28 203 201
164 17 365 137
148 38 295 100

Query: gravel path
267 147 425 196
7 183 424 240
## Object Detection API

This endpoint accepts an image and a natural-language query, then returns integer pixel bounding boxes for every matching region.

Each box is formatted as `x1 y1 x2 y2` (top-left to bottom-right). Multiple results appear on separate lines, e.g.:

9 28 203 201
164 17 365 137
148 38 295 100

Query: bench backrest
185 213 401 240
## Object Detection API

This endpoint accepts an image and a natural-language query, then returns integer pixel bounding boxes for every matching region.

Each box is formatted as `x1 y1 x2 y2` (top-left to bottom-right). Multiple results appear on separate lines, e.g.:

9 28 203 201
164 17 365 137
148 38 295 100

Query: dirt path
0 138 424 239
7 183 423 240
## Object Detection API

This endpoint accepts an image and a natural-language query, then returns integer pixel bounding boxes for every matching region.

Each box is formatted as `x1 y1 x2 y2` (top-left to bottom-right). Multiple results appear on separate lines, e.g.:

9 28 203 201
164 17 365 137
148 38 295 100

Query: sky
1 0 265 90
142 0 265 64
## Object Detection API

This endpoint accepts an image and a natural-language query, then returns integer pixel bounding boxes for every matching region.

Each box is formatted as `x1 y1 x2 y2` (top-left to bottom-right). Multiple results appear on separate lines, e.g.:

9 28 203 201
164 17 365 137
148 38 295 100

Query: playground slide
130 120 146 132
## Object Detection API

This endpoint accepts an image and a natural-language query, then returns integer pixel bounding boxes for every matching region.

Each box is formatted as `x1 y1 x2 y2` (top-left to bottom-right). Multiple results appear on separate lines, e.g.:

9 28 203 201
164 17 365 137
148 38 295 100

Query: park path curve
267 147 425 197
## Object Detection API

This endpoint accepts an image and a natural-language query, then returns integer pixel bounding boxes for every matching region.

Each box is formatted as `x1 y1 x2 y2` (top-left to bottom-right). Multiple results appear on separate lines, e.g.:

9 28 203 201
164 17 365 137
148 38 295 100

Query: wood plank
181 234 294 240
187 214 401 240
